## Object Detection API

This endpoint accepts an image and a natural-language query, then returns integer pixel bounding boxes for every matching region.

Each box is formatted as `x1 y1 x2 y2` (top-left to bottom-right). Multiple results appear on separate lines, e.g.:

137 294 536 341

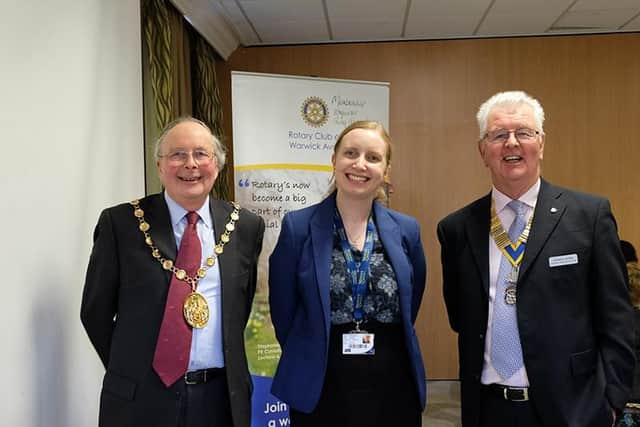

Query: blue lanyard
334 209 375 328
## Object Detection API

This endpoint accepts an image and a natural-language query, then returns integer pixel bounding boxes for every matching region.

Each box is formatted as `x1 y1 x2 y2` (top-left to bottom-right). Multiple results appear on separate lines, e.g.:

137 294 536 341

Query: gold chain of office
130 199 241 328
130 199 241 288
490 204 533 254
490 202 534 305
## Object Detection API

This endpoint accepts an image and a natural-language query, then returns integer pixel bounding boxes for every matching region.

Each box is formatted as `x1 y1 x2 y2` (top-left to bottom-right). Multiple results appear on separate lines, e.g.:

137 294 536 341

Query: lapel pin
550 207 558 213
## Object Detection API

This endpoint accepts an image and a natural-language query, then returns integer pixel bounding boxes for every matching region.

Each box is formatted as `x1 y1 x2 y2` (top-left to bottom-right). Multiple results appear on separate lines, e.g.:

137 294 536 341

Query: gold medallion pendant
183 292 210 328
130 199 241 330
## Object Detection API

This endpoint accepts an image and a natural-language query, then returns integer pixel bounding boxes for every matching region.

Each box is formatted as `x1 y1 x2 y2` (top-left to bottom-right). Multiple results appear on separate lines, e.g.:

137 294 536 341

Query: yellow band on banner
235 163 333 172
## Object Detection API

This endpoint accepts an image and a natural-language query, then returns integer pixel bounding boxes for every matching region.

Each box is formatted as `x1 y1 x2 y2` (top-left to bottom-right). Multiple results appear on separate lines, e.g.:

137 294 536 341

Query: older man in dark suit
81 117 264 427
437 91 634 427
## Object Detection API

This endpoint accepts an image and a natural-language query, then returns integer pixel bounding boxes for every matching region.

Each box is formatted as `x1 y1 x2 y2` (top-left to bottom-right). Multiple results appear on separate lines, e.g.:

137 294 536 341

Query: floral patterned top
329 224 401 325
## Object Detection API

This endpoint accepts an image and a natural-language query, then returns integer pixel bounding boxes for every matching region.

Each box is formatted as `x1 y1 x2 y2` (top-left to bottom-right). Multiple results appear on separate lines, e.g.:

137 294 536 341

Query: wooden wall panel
216 33 640 379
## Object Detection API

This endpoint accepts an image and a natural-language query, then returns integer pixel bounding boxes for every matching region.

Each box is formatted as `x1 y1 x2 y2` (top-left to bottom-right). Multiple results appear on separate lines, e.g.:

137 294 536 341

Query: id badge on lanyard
335 210 376 356
342 331 375 355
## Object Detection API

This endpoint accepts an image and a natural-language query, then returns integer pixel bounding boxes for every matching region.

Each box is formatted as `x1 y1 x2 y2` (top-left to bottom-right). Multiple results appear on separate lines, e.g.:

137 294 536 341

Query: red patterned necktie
152 211 202 387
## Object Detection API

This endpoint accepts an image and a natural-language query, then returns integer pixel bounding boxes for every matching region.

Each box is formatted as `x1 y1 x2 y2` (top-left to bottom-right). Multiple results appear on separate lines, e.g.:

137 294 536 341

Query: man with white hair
82 117 265 427
437 91 634 426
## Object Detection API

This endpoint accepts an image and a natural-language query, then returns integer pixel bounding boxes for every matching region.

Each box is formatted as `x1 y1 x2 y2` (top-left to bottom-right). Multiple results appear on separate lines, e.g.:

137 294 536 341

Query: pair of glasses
159 150 214 165
483 128 540 144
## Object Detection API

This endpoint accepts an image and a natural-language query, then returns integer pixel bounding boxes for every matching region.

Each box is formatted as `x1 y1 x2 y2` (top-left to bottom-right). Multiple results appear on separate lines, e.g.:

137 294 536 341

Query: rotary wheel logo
301 96 329 127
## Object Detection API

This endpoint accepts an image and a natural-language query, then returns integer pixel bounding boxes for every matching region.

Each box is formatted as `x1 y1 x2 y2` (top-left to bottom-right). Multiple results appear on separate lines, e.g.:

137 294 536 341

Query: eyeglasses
159 149 214 165
483 128 540 145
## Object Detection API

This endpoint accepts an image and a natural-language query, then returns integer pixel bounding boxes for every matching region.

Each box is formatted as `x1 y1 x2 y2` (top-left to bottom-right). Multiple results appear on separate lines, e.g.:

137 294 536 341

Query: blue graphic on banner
252 375 290 427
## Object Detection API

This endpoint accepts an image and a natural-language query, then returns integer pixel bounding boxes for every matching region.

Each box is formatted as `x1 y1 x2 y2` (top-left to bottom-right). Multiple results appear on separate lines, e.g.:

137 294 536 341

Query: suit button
474 374 480 380
479 334 484 340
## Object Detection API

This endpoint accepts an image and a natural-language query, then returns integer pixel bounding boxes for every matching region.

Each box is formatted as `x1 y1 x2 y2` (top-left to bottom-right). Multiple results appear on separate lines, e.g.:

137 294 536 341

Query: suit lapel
210 198 232 285
373 203 411 322
210 199 234 342
465 194 491 296
310 195 336 337
519 180 566 282
145 194 177 283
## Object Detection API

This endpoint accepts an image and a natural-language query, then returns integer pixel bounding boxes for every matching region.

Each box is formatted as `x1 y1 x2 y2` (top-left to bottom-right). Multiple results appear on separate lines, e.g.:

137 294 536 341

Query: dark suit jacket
268 193 427 413
81 193 265 427
437 179 635 427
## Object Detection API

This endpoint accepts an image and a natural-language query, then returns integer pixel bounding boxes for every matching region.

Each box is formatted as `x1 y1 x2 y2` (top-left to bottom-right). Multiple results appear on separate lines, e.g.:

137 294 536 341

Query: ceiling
171 0 640 59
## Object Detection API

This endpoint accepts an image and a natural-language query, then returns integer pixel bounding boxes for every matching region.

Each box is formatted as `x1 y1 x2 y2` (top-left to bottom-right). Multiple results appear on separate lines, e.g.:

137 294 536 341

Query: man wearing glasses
81 117 265 427
437 91 634 427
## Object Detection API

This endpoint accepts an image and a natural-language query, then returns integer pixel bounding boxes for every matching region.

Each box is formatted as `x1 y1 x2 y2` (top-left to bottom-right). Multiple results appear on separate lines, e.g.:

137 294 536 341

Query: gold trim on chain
490 204 533 256
130 199 240 327
490 200 533 305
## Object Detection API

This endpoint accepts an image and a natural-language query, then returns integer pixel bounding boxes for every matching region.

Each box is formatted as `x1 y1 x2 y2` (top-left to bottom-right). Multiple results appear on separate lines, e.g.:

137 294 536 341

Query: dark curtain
191 35 228 200
141 0 228 199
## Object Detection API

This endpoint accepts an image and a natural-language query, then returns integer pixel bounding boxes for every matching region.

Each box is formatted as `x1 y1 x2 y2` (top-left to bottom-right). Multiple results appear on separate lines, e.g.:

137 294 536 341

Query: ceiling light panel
326 0 406 40
405 0 492 38
478 0 573 35
219 0 260 45
554 0 640 29
238 0 329 44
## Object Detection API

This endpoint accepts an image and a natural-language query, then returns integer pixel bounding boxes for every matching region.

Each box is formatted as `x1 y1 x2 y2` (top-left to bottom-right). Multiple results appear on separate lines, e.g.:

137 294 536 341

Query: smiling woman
268 121 428 427
326 121 392 203
332 127 389 210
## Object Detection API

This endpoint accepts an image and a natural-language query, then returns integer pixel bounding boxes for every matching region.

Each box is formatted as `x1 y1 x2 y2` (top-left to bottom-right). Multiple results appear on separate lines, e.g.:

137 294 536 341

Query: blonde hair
327 120 392 201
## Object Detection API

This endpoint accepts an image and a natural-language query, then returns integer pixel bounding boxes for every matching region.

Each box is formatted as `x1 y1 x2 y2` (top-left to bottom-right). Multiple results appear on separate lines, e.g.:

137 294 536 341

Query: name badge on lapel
548 253 578 268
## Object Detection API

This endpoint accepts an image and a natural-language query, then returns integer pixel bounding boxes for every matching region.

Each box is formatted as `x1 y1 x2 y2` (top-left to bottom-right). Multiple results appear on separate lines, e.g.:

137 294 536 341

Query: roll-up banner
231 71 389 427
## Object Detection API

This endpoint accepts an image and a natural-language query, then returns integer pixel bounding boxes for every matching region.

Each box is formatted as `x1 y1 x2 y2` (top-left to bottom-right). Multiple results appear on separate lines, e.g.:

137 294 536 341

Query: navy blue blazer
268 193 427 413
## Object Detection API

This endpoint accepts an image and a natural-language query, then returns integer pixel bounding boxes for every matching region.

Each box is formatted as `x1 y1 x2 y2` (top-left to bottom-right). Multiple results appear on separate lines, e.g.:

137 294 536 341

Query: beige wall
216 33 640 379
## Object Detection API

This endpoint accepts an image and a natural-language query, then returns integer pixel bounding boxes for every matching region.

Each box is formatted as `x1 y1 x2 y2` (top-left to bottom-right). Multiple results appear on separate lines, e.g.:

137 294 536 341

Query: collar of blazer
309 193 411 331
465 179 567 296
137 194 241 285
517 180 566 282
143 195 178 277
210 198 236 272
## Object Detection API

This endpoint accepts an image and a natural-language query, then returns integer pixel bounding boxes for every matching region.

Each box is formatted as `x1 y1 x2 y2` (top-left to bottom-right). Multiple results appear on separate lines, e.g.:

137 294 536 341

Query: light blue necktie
490 200 527 379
